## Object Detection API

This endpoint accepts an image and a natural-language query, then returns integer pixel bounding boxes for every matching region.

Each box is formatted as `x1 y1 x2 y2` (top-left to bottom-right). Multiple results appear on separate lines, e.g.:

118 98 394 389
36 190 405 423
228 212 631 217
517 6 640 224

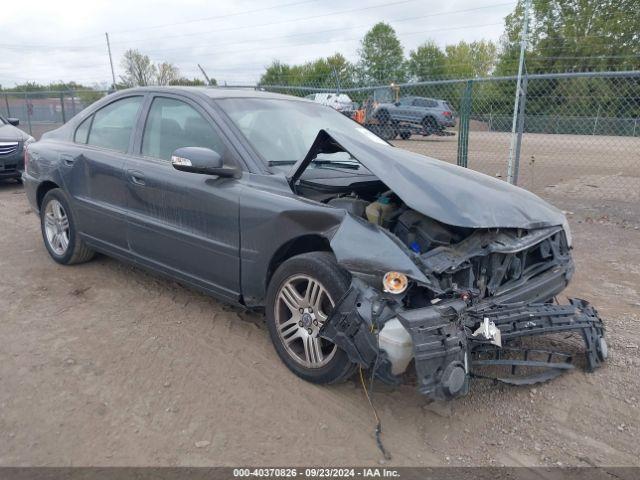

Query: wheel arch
265 234 334 292
36 181 60 210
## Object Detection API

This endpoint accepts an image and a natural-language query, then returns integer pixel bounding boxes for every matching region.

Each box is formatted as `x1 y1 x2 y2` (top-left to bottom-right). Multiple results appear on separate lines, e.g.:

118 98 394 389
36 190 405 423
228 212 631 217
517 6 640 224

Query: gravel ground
0 173 639 467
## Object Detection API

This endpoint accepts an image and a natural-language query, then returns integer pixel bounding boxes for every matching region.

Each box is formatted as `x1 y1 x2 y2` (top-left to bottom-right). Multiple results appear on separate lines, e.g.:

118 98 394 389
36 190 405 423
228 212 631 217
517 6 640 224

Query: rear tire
422 116 439 135
40 188 95 265
265 252 357 384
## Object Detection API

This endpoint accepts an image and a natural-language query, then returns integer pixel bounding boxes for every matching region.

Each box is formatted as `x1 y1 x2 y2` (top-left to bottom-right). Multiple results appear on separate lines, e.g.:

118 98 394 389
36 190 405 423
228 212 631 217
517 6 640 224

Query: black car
0 115 34 182
22 87 607 400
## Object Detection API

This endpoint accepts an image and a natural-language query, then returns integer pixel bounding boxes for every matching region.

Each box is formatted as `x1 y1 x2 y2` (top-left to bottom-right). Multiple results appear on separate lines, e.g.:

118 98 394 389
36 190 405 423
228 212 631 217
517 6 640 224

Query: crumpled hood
0 123 29 142
289 128 566 229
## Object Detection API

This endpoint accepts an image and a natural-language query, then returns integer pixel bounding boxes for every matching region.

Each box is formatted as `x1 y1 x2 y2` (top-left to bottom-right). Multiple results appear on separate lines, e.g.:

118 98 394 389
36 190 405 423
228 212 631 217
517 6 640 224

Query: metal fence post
70 90 77 117
24 91 33 135
60 92 66 123
4 94 10 117
512 73 528 185
457 80 473 168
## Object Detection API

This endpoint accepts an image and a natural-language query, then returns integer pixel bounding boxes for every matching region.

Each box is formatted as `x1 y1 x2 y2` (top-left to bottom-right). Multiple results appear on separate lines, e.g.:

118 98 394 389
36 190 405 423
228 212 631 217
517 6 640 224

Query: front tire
40 188 95 265
265 252 357 384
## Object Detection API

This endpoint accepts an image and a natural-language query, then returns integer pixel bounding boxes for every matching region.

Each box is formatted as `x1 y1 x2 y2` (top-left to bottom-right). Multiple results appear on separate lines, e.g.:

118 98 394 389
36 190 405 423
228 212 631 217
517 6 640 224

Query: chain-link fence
0 90 110 140
262 70 640 221
2 71 638 220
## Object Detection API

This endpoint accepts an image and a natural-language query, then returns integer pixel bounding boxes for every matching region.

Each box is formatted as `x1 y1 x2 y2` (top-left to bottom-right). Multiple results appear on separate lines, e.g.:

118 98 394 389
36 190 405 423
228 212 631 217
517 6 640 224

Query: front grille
0 142 19 156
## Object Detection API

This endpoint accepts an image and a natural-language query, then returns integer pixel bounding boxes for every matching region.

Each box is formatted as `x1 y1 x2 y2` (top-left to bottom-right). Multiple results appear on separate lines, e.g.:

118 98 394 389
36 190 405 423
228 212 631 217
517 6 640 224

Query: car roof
121 86 306 102
402 95 439 102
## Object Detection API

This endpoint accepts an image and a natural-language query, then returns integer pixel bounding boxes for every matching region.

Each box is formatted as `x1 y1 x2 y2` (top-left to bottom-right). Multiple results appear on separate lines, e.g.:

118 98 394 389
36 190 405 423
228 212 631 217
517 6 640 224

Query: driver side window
141 97 224 161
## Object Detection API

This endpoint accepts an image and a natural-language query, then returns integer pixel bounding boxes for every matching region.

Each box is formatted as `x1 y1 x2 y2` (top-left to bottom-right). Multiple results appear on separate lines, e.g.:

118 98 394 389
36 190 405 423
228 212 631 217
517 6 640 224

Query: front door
124 94 241 301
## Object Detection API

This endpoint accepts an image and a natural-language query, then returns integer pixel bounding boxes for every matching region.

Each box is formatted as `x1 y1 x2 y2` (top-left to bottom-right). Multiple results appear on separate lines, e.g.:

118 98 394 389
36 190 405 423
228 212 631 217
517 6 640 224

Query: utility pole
506 0 530 185
198 64 212 86
105 33 117 90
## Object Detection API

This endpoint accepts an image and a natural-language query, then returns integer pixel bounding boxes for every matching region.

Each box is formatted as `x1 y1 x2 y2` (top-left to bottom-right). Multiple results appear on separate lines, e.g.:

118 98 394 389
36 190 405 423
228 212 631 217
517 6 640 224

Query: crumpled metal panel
289 129 567 230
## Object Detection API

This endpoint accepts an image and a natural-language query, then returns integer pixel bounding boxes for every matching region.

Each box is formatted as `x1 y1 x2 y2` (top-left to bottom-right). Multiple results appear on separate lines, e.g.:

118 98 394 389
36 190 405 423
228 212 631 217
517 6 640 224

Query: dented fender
329 214 430 285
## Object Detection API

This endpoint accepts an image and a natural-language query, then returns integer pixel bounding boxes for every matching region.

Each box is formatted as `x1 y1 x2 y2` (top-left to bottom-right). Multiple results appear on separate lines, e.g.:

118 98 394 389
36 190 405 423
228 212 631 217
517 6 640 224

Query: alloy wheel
44 199 70 256
275 274 337 368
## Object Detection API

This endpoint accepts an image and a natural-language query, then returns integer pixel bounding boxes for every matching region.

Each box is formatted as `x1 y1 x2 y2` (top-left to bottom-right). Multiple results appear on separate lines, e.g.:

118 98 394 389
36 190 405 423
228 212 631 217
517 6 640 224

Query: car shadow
0 178 23 191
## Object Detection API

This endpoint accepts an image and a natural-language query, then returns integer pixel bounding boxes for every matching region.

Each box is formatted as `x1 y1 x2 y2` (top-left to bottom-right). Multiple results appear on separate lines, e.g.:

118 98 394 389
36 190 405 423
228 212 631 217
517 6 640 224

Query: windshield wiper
312 160 360 169
268 160 297 166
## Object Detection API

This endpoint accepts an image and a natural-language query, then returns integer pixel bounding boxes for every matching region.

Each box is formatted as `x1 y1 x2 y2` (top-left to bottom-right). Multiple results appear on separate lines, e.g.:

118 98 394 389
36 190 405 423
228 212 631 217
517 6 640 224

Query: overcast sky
0 0 515 88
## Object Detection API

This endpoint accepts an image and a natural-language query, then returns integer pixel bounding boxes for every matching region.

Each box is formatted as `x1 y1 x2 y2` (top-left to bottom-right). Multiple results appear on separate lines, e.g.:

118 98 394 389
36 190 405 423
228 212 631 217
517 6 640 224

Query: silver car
376 96 456 132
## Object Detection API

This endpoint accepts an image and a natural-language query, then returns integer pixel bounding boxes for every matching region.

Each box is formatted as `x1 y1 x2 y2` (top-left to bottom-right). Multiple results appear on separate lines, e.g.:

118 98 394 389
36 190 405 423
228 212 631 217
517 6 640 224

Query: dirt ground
1 137 639 466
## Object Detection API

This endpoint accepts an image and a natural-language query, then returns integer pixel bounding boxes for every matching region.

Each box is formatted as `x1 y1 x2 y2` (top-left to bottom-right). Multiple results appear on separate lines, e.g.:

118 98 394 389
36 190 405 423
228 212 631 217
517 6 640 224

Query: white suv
305 93 354 112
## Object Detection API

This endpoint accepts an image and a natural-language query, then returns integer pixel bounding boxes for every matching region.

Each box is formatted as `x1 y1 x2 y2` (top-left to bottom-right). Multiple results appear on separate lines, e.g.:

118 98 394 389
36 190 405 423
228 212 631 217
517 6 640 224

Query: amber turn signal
382 271 408 294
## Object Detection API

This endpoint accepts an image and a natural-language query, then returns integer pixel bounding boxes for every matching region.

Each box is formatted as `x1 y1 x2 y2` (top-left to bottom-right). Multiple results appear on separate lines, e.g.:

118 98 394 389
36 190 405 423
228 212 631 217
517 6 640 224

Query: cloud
0 0 511 87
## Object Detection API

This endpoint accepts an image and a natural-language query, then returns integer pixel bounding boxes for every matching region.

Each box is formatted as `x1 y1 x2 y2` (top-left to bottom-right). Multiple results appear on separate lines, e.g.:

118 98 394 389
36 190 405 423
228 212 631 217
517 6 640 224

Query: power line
108 1 514 47
111 0 322 34
0 0 322 48
24 21 505 71
0 2 515 55
107 0 426 46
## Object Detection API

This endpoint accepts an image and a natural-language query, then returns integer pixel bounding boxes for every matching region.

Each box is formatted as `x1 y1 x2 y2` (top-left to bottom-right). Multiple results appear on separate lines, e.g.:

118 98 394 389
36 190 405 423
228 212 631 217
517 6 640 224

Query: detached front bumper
321 280 606 401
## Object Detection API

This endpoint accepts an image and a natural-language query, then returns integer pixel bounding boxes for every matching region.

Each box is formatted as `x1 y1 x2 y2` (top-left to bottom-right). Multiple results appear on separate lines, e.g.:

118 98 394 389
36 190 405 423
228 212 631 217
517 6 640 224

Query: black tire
40 188 95 265
378 124 397 140
421 116 439 135
399 130 411 140
375 109 390 124
265 252 357 384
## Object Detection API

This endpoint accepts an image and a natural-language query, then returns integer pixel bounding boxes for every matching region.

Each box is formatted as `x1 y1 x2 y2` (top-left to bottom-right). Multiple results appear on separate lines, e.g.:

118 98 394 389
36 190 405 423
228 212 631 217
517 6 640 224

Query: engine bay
299 179 572 305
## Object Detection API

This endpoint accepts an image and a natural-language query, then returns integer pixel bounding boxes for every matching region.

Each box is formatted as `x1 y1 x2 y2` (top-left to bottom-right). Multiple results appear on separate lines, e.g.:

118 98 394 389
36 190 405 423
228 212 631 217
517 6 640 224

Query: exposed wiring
359 366 391 461
358 319 391 461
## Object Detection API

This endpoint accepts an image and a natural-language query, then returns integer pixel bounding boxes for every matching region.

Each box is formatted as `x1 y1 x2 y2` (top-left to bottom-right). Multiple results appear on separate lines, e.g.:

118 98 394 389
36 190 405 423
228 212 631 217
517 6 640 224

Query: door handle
127 169 146 186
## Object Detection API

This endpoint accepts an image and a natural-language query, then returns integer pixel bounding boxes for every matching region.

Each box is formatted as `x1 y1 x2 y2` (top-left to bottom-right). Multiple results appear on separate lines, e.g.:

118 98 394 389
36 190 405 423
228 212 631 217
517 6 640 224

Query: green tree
407 40 446 80
444 40 497 78
358 23 406 84
496 0 640 75
259 54 356 89
168 77 213 86
259 60 296 85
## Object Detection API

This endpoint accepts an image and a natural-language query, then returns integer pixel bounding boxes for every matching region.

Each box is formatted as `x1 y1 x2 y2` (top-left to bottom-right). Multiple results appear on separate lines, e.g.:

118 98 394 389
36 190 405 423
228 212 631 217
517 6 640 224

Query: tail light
443 111 452 118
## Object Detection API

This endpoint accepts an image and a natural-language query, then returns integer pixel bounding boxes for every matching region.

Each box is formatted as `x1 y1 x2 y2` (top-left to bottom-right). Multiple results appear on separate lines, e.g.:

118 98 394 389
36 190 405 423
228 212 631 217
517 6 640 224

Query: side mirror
7 118 19 126
171 147 239 178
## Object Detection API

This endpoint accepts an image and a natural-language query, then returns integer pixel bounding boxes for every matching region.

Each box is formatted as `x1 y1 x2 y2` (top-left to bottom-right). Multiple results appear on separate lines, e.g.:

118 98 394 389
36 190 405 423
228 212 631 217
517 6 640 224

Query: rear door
123 94 242 301
62 94 144 251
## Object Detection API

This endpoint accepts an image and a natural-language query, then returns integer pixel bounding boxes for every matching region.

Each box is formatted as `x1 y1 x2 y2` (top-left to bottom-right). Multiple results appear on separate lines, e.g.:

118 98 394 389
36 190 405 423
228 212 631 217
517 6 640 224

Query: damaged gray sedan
23 87 607 400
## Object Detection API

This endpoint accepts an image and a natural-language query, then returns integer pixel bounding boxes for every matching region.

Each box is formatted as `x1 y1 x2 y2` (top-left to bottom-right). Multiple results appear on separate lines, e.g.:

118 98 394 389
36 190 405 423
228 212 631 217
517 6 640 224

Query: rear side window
141 97 224 161
414 98 438 108
87 96 143 153
74 116 92 144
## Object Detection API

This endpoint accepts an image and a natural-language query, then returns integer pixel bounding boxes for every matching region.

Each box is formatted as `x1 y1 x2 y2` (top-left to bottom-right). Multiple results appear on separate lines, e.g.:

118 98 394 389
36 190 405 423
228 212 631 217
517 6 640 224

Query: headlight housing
383 271 409 294
23 136 35 150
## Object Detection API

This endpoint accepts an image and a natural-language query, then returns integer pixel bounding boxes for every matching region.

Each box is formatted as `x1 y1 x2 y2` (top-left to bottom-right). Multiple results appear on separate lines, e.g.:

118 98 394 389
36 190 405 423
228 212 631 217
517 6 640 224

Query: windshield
217 98 384 165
